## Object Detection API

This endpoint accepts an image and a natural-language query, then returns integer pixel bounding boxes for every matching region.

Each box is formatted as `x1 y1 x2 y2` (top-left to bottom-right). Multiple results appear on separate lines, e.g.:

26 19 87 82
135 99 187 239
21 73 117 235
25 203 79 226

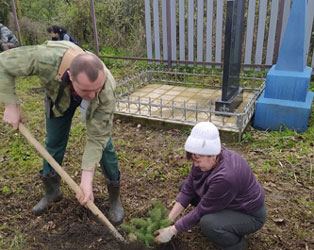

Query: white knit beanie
184 122 221 156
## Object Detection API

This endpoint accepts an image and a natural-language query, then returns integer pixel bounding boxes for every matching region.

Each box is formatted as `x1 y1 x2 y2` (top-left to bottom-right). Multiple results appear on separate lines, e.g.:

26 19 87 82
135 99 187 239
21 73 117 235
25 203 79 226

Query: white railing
144 0 314 69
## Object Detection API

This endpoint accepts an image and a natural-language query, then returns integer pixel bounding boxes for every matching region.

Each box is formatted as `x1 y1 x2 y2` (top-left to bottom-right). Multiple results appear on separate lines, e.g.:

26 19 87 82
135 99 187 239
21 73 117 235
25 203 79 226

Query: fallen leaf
273 218 285 223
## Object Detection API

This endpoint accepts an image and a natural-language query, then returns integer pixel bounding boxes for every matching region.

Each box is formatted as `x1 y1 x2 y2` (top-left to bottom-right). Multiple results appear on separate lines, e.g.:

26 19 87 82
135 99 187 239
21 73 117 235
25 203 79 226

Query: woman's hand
154 225 177 243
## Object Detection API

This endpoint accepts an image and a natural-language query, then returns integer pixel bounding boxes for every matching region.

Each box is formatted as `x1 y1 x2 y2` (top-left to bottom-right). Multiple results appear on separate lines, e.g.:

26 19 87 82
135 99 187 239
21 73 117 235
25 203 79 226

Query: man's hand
3 103 23 130
154 225 177 243
76 168 95 206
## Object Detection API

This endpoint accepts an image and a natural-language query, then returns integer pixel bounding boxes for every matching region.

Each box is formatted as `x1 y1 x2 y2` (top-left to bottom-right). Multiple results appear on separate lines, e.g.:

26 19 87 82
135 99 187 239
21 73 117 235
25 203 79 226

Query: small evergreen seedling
121 201 172 248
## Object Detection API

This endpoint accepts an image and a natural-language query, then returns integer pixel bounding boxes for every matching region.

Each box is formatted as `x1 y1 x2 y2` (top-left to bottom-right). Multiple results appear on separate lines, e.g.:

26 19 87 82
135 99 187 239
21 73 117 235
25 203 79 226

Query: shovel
18 123 125 243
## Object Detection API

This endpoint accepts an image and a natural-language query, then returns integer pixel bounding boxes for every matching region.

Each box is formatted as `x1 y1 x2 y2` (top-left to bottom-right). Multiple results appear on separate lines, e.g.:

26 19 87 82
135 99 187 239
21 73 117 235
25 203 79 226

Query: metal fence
144 0 314 69
115 69 266 139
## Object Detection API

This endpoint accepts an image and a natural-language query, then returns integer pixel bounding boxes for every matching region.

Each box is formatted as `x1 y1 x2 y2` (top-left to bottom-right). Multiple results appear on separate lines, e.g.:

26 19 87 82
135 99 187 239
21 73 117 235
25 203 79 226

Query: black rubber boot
107 180 124 225
32 171 63 215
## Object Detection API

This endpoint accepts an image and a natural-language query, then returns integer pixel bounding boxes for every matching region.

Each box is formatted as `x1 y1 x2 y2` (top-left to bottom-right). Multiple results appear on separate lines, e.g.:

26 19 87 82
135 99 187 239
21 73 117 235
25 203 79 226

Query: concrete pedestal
265 66 312 101
253 0 313 132
254 91 314 132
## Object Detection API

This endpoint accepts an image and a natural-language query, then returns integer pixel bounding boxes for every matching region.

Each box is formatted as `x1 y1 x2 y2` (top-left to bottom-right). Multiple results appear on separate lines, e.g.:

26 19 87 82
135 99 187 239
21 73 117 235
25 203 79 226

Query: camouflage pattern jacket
0 41 116 171
0 24 18 44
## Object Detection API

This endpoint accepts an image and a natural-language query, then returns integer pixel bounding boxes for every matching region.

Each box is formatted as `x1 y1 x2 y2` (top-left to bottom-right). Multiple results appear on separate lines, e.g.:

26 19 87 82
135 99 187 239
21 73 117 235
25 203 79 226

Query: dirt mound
26 198 118 250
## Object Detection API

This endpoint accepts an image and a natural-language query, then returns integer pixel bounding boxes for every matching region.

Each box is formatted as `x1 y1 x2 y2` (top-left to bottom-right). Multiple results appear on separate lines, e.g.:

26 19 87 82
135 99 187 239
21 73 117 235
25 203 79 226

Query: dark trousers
0 42 18 51
179 181 266 250
42 96 119 181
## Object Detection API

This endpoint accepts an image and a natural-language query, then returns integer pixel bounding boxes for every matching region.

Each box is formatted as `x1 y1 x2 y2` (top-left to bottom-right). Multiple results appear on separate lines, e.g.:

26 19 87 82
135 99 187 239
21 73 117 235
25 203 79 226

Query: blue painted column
254 0 314 132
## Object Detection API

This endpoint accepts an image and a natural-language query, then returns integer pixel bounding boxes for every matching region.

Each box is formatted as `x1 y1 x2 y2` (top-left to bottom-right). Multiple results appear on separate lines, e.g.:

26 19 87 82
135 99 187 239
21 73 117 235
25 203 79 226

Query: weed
178 164 191 175
132 157 152 169
9 230 25 250
0 186 11 195
294 198 314 209
151 170 160 180
116 151 130 163
297 230 306 240
115 138 136 148
261 164 270 173
0 223 8 230
242 131 254 143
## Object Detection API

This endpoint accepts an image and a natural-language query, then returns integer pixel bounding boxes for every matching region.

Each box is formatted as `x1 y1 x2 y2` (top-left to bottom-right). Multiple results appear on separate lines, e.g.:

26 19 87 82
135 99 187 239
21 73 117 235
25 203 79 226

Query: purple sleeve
176 173 197 208
175 178 237 232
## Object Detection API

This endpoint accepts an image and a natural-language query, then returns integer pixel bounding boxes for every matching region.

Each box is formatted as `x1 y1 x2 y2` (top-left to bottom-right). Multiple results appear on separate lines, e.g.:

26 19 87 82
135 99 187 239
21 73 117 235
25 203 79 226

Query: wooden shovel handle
18 123 124 242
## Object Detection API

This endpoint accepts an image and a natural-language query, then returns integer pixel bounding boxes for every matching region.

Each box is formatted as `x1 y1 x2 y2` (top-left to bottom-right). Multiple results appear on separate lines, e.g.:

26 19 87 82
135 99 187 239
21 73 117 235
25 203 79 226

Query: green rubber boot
107 180 124 225
32 171 63 215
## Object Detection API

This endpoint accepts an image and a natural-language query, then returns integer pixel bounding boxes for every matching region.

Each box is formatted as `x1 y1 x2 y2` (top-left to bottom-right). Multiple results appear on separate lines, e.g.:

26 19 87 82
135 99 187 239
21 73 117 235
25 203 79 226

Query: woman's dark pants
179 181 266 250
42 97 119 181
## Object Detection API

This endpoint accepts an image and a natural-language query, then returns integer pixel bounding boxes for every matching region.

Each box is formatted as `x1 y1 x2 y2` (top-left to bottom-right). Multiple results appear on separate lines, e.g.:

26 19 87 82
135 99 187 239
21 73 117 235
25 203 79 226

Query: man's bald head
69 53 105 82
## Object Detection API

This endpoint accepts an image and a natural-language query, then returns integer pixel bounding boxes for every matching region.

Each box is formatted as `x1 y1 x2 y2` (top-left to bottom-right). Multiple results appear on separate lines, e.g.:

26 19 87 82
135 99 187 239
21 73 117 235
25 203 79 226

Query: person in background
0 40 123 225
154 122 266 250
47 25 78 45
0 23 18 51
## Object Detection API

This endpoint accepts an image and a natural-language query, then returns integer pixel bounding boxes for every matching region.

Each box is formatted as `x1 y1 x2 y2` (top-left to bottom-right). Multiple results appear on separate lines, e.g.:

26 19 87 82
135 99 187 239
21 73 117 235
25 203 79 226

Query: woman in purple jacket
155 122 266 250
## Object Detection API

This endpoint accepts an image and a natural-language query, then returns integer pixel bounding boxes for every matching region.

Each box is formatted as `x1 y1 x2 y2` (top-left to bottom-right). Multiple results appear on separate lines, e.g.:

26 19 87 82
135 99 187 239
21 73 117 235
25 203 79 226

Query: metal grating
115 69 266 139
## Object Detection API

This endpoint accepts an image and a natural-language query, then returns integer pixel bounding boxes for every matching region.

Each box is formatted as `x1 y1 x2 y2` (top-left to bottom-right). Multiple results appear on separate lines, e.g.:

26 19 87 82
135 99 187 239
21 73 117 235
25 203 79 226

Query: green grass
178 164 191 175
242 121 314 156
9 230 25 250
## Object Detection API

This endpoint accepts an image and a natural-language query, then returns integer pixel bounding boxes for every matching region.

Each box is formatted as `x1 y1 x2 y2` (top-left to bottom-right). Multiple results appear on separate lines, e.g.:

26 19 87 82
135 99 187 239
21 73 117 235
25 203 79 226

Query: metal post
183 101 186 120
90 0 99 56
127 96 130 113
166 0 172 69
11 0 22 46
138 96 141 114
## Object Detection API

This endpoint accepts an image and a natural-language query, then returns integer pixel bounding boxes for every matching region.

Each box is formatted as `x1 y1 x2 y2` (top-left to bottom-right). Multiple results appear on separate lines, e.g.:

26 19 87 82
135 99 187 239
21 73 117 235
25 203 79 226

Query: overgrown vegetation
1 0 147 56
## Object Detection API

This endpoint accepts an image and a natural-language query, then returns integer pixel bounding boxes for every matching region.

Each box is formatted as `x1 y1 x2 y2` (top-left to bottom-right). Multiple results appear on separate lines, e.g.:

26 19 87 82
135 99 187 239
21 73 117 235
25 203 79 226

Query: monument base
254 90 314 132
215 88 243 113
265 65 312 102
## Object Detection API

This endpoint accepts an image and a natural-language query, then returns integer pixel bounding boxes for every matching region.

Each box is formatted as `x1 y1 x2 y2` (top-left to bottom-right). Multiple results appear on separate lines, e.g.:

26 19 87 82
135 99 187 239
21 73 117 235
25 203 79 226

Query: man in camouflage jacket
0 41 124 225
